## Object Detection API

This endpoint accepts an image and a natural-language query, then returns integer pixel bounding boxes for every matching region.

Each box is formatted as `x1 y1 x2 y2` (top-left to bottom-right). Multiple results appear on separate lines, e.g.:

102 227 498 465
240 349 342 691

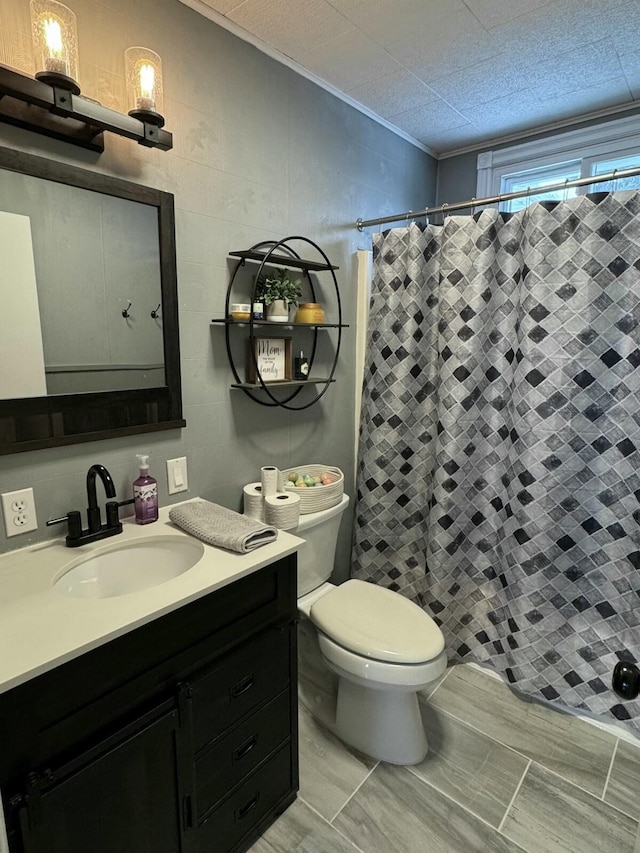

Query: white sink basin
53 536 205 599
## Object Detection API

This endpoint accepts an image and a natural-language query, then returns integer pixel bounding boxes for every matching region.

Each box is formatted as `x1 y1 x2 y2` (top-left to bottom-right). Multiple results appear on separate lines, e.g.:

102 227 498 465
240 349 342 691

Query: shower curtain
352 194 640 732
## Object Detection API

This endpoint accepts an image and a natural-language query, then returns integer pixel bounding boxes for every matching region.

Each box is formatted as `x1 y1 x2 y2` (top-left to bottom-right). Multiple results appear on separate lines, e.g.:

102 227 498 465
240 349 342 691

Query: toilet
296 493 447 765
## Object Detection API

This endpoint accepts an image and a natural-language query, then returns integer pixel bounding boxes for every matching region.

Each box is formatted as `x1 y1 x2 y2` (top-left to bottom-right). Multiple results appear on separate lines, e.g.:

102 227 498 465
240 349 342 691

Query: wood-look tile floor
249 664 640 853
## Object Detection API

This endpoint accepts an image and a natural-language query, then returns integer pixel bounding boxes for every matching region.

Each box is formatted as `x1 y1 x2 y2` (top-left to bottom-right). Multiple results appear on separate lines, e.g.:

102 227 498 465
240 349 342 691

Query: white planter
267 299 290 323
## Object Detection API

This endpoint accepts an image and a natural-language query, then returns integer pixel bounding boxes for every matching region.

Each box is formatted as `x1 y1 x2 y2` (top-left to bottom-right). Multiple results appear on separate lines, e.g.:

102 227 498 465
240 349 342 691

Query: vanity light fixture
30 0 80 93
125 47 165 127
0 8 172 152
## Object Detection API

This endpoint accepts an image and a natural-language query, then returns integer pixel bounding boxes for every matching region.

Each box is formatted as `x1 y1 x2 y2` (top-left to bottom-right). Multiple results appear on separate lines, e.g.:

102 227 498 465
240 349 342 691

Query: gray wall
0 0 437 581
436 105 640 210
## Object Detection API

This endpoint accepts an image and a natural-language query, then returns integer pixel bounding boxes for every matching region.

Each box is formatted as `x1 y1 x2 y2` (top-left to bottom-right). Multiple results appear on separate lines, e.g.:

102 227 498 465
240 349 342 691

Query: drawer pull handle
231 674 255 698
233 734 258 762
182 794 193 831
235 793 259 821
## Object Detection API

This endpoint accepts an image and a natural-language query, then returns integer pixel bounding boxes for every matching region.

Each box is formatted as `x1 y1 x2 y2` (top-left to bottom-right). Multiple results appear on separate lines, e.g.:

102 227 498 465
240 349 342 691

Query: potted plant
261 269 302 322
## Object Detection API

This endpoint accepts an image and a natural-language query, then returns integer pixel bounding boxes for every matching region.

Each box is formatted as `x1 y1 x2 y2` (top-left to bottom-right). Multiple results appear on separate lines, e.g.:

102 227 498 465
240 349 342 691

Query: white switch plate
1 487 38 537
167 457 188 495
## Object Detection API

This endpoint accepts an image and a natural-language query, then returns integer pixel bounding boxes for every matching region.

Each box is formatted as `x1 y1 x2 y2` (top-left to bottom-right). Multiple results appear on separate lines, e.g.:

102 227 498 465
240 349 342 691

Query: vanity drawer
191 623 291 751
196 688 291 818
197 743 294 853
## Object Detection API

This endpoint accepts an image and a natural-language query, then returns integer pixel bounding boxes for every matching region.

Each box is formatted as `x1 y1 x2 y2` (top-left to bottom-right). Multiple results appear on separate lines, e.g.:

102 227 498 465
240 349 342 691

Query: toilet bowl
296 495 447 765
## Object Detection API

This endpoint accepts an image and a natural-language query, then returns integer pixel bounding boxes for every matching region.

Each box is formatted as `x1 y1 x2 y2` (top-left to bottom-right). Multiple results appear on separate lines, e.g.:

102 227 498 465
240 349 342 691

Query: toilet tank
295 494 350 596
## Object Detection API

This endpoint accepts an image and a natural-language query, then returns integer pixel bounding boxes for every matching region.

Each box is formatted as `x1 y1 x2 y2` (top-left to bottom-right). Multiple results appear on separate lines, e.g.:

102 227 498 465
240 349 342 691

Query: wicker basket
282 464 344 514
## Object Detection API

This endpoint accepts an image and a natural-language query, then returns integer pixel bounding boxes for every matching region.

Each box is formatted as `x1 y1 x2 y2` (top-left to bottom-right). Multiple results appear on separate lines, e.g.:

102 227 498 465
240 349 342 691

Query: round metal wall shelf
212 236 347 411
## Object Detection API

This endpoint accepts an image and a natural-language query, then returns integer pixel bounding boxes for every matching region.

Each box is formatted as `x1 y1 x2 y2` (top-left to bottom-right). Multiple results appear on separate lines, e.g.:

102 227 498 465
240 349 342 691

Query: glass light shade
125 47 164 122
30 0 79 87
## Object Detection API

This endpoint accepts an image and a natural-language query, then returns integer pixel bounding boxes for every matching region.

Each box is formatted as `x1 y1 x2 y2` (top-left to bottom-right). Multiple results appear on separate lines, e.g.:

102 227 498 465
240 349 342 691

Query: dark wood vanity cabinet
0 555 298 853
14 702 186 853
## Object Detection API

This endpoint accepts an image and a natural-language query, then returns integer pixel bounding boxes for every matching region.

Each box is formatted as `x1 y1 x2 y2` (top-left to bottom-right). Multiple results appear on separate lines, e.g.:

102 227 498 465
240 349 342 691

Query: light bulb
138 63 156 110
125 47 164 125
30 0 79 89
43 18 63 58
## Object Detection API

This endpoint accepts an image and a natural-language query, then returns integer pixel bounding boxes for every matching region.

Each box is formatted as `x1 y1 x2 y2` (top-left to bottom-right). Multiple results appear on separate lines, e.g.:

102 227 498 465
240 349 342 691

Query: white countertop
0 503 303 695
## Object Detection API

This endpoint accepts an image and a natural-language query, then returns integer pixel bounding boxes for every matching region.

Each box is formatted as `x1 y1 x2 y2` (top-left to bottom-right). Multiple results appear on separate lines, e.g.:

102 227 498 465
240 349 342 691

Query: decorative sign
249 336 292 383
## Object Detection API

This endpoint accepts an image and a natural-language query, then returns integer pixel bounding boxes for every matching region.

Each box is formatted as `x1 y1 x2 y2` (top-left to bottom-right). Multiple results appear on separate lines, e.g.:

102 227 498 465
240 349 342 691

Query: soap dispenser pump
133 454 158 524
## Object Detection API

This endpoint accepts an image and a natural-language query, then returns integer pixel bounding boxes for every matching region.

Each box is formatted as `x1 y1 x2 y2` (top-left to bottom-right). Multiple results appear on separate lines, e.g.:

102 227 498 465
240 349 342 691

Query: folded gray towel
169 500 278 553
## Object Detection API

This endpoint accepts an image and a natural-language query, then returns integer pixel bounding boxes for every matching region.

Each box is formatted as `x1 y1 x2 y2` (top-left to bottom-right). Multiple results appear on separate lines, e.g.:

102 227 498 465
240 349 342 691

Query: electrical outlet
1 488 38 537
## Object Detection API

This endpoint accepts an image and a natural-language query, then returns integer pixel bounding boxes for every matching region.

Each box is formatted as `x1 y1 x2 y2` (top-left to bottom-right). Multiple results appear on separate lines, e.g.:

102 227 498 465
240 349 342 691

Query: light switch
167 456 188 494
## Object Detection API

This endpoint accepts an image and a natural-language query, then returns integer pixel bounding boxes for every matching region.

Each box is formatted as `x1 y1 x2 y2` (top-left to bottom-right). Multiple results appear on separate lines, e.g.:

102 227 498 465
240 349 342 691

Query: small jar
230 302 251 321
295 302 325 323
294 351 309 380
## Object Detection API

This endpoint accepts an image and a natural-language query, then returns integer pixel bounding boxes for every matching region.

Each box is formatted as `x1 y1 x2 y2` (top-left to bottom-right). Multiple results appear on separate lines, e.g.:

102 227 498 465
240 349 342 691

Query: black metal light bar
0 64 173 153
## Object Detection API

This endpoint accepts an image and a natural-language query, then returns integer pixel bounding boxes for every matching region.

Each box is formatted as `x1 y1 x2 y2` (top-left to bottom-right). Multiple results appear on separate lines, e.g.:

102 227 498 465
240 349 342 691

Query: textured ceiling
182 0 640 156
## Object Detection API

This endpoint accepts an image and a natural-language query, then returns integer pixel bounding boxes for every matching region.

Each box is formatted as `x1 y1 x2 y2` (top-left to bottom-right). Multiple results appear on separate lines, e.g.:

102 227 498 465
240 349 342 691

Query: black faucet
86 464 116 533
47 464 132 547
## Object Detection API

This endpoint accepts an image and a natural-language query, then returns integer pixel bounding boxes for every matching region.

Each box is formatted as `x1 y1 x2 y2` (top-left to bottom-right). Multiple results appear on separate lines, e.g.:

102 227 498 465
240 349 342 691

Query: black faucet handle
105 498 133 530
46 511 83 541
105 501 119 528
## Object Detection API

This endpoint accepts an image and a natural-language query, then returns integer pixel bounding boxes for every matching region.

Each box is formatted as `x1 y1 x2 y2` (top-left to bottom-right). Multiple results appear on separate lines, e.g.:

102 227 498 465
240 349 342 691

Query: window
476 114 640 212
586 153 640 193
500 161 581 213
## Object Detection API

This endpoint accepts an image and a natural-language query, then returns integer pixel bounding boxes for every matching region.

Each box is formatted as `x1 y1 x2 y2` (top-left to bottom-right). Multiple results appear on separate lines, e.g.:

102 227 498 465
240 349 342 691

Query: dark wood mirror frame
0 146 185 455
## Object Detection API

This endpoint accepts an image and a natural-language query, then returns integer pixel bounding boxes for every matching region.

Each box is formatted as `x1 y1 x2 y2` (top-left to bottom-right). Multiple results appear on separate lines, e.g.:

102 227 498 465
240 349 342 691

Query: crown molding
439 102 640 161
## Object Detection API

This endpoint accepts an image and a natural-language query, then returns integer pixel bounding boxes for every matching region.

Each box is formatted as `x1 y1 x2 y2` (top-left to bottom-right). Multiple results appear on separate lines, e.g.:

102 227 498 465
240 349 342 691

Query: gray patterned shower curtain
352 195 640 732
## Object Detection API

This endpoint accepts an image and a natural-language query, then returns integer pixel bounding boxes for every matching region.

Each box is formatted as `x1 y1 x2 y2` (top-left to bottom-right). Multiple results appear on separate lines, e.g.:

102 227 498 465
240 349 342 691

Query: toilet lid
310 579 445 664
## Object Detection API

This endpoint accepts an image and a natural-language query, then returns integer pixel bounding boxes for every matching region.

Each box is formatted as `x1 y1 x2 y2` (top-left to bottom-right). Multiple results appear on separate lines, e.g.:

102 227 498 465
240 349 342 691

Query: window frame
476 114 640 210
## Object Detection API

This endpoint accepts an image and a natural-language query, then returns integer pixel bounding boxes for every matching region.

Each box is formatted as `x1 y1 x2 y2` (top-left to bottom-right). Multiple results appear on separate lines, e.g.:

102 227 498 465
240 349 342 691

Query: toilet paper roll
243 482 264 521
264 492 300 530
261 466 279 497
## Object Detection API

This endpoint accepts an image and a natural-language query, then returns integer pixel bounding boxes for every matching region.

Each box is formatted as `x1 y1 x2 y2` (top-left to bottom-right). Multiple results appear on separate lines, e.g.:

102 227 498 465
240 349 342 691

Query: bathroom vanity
0 509 301 852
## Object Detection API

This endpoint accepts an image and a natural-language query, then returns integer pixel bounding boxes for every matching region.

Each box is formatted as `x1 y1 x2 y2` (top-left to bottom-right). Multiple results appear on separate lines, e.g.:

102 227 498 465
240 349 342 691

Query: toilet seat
318 632 447 688
310 578 444 664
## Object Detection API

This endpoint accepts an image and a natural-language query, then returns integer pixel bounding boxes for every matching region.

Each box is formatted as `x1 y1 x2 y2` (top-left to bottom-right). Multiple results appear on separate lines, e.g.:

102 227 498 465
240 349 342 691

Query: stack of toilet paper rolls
242 466 300 530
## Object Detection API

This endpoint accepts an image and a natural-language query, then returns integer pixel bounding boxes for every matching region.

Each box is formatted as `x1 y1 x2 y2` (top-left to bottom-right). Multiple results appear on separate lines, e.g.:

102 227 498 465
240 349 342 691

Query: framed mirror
0 146 184 455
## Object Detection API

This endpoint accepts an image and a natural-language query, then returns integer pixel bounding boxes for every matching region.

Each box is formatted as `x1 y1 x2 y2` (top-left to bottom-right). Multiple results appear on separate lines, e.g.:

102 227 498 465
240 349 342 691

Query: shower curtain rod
355 165 640 231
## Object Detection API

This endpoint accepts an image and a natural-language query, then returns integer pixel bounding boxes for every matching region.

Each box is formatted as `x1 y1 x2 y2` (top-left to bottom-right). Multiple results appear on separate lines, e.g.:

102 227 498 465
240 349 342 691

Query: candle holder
125 47 165 127
30 0 80 94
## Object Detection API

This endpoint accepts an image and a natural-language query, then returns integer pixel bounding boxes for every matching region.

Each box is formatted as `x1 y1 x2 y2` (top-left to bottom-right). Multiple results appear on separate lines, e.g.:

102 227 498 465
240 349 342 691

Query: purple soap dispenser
133 454 158 524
